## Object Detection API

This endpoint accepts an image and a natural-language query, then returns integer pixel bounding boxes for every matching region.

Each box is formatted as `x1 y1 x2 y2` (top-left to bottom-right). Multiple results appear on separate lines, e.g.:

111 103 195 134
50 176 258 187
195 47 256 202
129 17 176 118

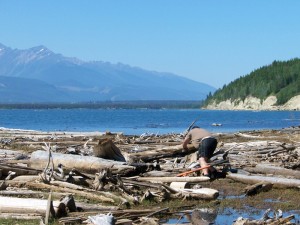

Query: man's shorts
198 137 217 159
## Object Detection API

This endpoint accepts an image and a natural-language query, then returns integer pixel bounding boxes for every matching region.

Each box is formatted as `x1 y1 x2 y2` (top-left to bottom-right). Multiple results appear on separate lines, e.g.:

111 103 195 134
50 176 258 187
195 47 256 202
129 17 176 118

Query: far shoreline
1 126 298 137
0 100 203 110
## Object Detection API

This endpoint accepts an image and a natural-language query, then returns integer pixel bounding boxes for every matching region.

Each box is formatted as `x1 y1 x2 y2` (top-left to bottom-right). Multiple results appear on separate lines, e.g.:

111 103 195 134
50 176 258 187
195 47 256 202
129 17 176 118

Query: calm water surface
0 109 299 134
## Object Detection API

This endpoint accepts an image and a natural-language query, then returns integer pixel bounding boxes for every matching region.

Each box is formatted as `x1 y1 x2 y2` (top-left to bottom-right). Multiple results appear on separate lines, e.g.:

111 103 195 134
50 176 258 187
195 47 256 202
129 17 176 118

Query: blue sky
1 1 300 88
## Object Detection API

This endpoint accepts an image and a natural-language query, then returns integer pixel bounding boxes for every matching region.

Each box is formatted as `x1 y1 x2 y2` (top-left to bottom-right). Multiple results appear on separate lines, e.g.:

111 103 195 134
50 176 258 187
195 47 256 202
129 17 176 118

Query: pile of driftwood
0 127 300 224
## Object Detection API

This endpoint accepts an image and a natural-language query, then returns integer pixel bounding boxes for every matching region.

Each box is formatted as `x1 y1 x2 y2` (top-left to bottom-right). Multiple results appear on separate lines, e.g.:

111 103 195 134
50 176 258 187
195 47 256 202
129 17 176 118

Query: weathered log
93 139 126 162
25 181 116 204
68 208 154 219
244 164 300 179
45 192 52 225
125 144 196 163
0 149 24 157
227 173 300 188
115 218 133 225
29 150 135 175
135 176 210 183
244 182 273 196
122 179 168 190
12 175 40 182
75 202 119 212
142 171 178 177
0 213 42 220
169 182 190 189
0 196 65 217
50 180 86 190
0 189 45 196
27 181 131 206
58 217 83 224
0 162 42 176
172 187 219 200
0 189 70 199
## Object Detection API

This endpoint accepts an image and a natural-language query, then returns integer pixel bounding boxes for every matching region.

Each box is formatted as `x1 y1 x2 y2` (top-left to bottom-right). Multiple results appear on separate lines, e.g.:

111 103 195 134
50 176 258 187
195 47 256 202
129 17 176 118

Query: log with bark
125 144 197 163
244 182 273 196
0 162 42 176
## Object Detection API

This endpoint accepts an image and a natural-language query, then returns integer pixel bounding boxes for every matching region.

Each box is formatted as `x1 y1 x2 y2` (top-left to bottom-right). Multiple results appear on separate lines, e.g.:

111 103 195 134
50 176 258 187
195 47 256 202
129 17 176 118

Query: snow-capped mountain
0 43 216 103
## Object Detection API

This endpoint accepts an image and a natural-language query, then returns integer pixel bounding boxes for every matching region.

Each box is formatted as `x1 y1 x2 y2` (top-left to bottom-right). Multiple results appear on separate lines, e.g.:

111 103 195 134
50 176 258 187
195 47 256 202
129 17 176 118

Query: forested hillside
204 58 300 106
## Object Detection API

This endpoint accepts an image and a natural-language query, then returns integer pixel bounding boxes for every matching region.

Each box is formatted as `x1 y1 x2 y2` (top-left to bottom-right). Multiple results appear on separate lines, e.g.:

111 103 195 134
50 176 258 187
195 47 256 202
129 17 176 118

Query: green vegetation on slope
204 58 300 106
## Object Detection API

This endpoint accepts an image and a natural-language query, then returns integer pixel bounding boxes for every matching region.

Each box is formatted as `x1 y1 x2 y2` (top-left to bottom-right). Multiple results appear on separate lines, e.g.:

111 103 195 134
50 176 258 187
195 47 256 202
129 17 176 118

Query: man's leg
199 156 209 176
199 138 217 177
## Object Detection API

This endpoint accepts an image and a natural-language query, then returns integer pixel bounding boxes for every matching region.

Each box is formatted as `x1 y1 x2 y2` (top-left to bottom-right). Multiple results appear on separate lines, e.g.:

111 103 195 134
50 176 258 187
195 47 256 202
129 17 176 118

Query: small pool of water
162 207 300 224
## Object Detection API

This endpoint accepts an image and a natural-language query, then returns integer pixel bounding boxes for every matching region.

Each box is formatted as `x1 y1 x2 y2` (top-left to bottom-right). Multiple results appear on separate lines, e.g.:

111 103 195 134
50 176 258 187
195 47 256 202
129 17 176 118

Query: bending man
182 126 218 178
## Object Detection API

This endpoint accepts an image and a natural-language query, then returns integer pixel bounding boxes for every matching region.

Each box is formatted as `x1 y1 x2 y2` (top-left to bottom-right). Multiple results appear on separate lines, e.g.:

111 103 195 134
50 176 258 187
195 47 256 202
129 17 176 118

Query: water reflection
163 208 300 224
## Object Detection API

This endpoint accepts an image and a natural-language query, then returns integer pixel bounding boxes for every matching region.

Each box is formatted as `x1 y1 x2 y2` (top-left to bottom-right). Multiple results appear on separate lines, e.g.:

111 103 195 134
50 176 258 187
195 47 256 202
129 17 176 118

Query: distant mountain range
0 43 216 103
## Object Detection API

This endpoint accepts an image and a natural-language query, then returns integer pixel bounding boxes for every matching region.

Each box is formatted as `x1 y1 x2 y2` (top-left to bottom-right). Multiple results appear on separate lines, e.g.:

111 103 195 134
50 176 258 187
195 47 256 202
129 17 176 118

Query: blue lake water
164 208 300 224
0 109 299 134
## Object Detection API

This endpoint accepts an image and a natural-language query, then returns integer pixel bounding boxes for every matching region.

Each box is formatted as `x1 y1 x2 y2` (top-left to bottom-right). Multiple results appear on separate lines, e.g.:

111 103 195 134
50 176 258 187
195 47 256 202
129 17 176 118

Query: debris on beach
0 127 299 224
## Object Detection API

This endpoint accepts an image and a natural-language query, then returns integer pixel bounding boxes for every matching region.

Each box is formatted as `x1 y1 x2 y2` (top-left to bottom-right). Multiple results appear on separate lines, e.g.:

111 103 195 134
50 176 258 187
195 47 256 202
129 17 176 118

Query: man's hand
182 136 191 151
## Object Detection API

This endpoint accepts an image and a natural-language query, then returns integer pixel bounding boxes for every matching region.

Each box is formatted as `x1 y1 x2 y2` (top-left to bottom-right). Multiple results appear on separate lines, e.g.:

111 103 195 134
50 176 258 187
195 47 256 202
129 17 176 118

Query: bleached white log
172 187 219 200
169 182 189 189
0 196 64 216
29 150 134 175
0 213 42 220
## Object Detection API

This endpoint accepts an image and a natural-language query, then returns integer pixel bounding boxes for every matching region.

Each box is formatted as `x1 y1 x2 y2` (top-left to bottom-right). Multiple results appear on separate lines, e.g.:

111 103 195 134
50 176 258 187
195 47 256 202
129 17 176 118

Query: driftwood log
0 162 42 176
244 164 300 179
227 173 300 188
244 182 273 196
135 176 210 183
172 187 219 200
23 181 116 204
29 150 135 175
125 144 196 163
0 213 43 220
0 196 66 218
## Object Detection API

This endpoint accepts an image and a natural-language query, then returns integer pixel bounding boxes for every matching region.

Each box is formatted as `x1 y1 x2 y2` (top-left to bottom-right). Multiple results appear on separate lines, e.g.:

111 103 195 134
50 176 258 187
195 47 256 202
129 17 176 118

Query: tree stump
93 139 126 162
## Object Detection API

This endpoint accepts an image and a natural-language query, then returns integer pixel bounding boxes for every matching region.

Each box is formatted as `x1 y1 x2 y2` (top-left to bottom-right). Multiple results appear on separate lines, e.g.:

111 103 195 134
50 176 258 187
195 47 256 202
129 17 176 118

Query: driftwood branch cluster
0 127 299 224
